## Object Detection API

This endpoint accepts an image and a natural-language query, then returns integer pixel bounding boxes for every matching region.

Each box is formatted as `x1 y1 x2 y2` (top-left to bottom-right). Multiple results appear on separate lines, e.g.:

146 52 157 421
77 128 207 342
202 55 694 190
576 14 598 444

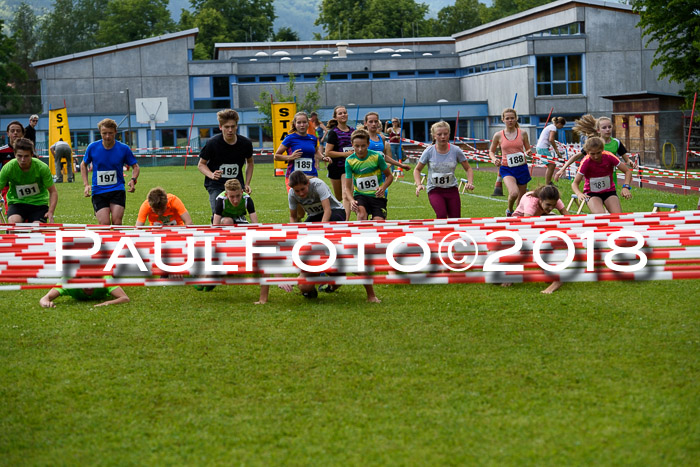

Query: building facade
3 0 680 161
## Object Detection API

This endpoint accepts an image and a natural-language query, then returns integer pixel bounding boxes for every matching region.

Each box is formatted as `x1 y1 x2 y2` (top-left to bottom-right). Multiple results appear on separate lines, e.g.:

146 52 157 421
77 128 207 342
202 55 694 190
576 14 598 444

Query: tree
187 7 228 60
0 19 26 114
434 0 486 36
10 2 41 113
633 0 700 105
480 0 551 24
188 0 275 59
254 67 327 135
97 0 176 46
36 0 103 60
273 27 300 42
315 0 430 39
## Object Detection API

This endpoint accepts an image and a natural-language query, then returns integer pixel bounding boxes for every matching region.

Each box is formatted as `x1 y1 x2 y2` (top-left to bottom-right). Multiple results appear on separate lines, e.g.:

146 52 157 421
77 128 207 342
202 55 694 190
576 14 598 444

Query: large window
536 55 583 96
464 57 527 76
191 76 232 109
247 125 263 147
530 22 583 37
73 131 91 153
161 129 189 147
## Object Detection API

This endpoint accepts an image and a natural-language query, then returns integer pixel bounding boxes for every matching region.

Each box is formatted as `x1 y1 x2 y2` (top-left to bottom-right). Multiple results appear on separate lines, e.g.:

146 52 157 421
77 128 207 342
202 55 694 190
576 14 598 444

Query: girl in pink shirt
512 184 570 294
572 137 632 214
513 185 570 217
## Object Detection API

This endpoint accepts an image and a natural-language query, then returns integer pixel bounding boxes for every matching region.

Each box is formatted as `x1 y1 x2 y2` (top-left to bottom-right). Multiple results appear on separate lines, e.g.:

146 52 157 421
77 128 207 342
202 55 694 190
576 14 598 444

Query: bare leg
331 177 351 220
109 204 125 225
364 284 380 303
603 195 622 213
541 281 563 294
256 285 270 304
545 163 556 185
95 207 112 225
502 176 520 212
356 205 370 221
586 196 607 214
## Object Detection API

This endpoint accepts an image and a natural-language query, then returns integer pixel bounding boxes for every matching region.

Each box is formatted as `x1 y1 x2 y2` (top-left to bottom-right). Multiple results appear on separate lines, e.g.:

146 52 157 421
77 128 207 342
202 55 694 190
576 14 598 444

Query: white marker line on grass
396 180 507 203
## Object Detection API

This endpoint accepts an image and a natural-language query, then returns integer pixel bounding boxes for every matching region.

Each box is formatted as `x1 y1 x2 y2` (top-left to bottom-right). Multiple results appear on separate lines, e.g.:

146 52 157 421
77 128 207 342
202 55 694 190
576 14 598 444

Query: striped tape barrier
0 211 698 290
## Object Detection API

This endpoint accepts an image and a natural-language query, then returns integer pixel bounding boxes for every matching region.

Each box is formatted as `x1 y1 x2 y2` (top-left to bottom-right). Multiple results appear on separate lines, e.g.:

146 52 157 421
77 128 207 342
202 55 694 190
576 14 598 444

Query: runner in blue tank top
364 111 411 199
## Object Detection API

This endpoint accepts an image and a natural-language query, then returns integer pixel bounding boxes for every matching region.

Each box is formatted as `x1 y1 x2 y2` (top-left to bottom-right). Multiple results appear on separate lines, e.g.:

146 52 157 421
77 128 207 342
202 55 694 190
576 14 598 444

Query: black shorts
306 209 346 223
8 203 48 222
92 190 126 212
356 195 387 219
586 190 618 203
327 158 346 180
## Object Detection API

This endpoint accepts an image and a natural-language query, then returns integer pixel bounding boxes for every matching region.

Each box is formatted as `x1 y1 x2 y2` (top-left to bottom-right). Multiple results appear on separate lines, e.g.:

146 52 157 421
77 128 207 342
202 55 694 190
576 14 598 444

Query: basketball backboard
136 97 169 124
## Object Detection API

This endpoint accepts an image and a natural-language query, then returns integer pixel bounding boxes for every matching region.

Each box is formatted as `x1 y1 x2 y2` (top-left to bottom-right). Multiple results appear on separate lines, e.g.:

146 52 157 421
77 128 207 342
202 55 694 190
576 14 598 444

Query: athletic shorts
536 147 557 164
355 195 387 219
327 158 346 180
306 209 346 223
8 203 48 222
499 164 531 186
586 190 618 203
92 190 126 212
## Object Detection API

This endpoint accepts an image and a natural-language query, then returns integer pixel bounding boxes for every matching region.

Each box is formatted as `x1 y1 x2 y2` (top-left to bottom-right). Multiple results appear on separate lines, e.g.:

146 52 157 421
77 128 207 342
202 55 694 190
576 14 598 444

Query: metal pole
685 92 697 185
126 88 132 147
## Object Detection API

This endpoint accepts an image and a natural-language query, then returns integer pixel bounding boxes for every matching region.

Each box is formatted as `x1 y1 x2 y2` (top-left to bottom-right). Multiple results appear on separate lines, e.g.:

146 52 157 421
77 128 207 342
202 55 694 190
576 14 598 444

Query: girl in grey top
413 121 474 219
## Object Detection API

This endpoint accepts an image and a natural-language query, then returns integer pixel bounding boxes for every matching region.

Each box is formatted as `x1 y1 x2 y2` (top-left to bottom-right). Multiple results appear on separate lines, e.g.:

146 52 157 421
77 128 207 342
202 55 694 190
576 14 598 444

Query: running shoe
302 288 318 299
318 284 337 293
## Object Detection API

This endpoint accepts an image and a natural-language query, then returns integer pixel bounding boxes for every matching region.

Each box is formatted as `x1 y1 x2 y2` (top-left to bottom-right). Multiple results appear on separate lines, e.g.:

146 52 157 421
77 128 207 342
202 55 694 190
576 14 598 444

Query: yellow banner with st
272 102 296 176
48 107 74 177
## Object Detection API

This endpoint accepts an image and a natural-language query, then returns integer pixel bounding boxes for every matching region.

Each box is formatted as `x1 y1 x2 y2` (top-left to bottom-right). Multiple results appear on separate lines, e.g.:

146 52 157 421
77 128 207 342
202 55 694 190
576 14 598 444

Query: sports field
1 164 699 464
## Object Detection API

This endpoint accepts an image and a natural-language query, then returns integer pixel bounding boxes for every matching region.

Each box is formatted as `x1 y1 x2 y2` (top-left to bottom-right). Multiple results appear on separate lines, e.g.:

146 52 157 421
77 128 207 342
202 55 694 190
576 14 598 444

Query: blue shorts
499 164 531 186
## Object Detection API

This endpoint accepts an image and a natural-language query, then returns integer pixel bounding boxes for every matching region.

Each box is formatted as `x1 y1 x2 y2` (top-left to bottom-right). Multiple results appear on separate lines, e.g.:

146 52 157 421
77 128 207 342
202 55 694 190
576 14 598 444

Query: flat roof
602 91 684 100
32 28 199 68
453 0 635 40
215 37 454 49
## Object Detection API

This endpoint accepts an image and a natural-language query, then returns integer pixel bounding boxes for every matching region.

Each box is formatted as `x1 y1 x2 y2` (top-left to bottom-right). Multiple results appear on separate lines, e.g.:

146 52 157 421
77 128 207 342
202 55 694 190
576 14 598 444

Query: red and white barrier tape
0 211 698 290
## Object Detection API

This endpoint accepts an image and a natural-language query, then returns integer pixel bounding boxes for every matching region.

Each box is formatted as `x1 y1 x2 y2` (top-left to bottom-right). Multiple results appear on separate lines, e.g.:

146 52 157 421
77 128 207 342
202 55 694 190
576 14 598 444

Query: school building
3 0 684 166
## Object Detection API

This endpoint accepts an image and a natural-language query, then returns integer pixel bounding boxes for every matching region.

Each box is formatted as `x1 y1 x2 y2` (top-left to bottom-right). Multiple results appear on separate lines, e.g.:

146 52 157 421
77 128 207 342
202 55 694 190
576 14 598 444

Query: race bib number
294 158 313 172
589 176 611 192
305 202 324 214
16 183 39 199
96 170 117 186
506 152 526 167
219 164 239 178
356 175 379 191
431 172 454 188
343 147 354 153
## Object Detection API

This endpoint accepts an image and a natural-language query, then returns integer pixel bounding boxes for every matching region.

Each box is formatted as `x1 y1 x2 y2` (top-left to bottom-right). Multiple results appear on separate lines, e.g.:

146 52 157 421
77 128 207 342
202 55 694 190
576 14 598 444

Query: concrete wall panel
92 78 144 114
93 49 142 78
417 79 461 103
140 77 190 111
456 7 579 53
533 37 585 55
461 67 533 116
584 7 640 52
459 41 529 67
140 40 189 77
47 79 96 113
51 58 95 80
189 62 234 76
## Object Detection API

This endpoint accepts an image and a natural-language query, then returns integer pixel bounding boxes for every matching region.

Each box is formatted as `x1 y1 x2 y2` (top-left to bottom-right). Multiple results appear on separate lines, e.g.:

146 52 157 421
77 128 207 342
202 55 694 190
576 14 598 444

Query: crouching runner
285 169 379 303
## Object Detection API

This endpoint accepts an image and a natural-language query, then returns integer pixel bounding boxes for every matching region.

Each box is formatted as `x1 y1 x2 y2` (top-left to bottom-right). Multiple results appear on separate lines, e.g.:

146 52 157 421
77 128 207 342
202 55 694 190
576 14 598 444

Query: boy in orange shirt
136 187 192 226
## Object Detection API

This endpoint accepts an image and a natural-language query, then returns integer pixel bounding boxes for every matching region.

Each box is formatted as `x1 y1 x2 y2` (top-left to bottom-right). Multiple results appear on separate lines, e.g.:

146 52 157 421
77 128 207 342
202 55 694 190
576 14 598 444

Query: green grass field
1 163 699 464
